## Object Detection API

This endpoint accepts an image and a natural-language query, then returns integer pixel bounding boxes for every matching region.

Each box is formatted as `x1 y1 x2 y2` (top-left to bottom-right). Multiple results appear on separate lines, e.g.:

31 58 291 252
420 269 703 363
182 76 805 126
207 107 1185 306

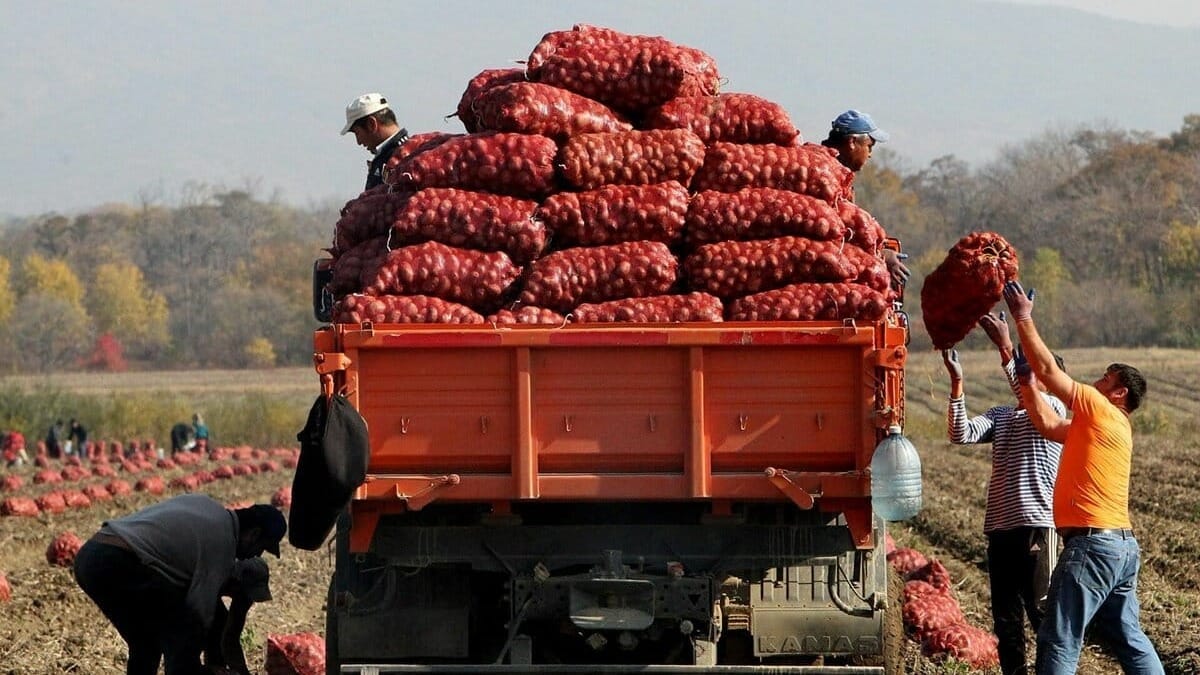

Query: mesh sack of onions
518 241 679 313
472 81 632 139
685 187 846 248
526 24 720 114
684 237 855 299
572 292 723 323
691 142 853 204
920 231 1019 349
642 93 799 145
536 182 688 247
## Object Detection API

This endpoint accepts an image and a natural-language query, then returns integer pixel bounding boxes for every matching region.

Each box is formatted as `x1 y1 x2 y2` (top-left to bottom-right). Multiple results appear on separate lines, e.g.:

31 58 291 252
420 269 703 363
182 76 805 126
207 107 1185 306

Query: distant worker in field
170 422 193 454
340 92 409 191
192 413 210 453
73 495 286 675
68 418 89 460
822 109 909 291
1003 281 1164 675
942 312 1067 675
45 419 65 459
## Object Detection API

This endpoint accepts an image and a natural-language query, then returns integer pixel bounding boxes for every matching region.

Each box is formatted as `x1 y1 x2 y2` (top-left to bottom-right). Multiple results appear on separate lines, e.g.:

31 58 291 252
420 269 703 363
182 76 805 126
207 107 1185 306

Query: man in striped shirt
942 311 1067 675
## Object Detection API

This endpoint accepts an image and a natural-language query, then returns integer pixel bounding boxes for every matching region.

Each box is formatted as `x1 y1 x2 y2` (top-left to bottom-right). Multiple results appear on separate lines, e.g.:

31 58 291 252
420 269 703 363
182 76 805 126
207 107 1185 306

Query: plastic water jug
870 424 922 521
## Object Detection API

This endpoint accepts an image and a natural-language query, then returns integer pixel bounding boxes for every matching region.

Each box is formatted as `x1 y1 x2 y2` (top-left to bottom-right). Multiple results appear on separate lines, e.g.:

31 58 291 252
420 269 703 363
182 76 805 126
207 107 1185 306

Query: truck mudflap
337 666 883 674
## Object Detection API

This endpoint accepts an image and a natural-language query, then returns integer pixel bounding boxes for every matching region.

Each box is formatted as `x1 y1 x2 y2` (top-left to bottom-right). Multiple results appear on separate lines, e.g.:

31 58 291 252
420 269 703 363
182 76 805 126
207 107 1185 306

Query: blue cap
831 109 889 143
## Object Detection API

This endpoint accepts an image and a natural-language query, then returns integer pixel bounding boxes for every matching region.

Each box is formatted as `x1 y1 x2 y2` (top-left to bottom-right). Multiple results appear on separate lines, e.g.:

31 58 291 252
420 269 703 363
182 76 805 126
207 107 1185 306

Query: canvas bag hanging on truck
289 394 368 550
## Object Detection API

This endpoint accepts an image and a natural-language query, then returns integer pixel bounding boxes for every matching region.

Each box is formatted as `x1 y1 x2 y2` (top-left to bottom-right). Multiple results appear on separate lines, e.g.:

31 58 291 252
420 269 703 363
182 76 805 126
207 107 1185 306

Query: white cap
340 92 389 135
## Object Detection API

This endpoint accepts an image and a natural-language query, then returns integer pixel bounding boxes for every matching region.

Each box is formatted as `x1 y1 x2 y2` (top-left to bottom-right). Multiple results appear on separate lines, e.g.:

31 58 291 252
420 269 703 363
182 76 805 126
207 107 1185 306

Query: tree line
857 115 1200 350
0 188 335 372
1 116 1197 372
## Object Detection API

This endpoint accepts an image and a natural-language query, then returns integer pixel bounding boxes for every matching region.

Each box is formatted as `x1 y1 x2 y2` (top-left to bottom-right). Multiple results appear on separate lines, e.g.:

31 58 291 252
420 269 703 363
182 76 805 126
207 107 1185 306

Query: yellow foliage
1022 247 1072 294
243 337 277 368
18 253 85 308
0 256 14 324
87 262 171 350
1162 221 1200 280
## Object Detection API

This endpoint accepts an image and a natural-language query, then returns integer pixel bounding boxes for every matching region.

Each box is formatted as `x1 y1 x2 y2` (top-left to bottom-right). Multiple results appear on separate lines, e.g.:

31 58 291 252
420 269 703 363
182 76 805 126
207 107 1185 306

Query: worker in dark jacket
45 419 65 458
73 495 287 675
341 92 408 190
69 418 89 459
170 422 193 454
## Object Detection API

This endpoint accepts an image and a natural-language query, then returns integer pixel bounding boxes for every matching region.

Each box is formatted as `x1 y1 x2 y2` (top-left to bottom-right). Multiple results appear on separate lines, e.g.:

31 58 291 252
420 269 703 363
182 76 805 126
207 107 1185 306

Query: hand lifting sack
289 395 368 550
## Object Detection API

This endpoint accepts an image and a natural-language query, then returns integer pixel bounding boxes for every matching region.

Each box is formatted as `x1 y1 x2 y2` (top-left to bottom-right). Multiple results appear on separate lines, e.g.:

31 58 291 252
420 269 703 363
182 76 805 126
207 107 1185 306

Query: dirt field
2 349 1198 673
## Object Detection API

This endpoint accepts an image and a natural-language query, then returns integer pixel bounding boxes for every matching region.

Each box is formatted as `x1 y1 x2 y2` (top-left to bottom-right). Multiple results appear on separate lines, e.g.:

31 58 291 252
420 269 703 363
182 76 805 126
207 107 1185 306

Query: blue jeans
1035 532 1163 674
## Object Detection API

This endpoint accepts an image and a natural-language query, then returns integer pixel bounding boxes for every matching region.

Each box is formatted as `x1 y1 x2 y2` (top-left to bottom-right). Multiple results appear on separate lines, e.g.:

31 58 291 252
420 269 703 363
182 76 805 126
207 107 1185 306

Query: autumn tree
1018 247 1072 345
86 261 171 359
1163 113 1200 155
10 293 93 372
855 150 945 259
1059 138 1194 291
17 253 87 311
0 256 14 326
1160 221 1200 285
196 284 306 368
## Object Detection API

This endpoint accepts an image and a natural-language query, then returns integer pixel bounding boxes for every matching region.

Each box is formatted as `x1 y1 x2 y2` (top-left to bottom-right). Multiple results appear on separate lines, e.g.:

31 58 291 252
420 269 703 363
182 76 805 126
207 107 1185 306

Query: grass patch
0 385 310 449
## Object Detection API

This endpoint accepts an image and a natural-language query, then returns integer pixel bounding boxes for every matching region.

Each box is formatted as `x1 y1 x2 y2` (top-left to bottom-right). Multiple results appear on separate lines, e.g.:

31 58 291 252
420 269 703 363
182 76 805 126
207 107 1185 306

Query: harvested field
2 349 1198 673
0 454 328 675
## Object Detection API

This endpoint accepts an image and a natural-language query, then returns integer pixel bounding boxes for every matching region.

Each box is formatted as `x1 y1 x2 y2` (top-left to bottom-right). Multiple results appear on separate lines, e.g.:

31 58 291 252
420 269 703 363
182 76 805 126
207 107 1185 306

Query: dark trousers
74 539 205 675
987 527 1057 675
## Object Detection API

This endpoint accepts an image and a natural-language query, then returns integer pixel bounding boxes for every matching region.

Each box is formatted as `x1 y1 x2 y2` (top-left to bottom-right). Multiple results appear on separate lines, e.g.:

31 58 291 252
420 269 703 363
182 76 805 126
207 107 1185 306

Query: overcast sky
1 0 1198 217
1005 0 1200 26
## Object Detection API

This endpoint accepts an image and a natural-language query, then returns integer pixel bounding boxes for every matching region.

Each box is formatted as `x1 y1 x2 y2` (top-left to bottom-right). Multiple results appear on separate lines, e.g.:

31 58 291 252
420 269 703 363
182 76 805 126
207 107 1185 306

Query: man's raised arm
1003 281 1075 403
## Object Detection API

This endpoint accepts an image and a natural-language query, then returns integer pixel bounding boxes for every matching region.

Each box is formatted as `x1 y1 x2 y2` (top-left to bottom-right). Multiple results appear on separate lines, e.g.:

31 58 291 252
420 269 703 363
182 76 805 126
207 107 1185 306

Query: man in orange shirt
1003 280 1163 675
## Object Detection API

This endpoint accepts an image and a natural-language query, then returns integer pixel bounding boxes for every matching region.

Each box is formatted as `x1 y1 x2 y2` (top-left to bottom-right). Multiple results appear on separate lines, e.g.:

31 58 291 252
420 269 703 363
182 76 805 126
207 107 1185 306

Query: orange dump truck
312 305 909 673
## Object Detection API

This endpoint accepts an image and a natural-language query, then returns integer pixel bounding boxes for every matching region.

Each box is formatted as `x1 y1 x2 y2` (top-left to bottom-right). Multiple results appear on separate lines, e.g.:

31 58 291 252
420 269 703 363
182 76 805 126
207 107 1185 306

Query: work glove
977 311 1012 351
1002 280 1035 322
1013 345 1034 385
941 349 963 381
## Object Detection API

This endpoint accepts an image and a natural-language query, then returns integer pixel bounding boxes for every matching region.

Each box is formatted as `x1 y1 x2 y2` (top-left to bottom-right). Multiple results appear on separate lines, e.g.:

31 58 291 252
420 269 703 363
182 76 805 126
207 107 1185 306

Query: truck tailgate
314 320 906 550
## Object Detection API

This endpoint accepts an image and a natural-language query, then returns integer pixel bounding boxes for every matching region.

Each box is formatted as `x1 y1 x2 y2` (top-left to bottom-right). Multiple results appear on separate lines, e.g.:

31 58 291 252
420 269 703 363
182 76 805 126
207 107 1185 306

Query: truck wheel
325 578 340 675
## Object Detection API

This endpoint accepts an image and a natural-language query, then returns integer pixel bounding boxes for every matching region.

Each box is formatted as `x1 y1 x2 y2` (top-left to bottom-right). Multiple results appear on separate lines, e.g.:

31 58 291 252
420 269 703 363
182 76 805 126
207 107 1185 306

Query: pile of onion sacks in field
327 23 898 325
885 534 1000 670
